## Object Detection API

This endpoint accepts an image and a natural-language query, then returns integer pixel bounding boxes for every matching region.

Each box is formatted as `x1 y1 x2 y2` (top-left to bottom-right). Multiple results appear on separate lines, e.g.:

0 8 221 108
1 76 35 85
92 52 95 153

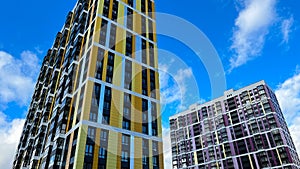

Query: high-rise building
169 81 300 169
13 0 164 168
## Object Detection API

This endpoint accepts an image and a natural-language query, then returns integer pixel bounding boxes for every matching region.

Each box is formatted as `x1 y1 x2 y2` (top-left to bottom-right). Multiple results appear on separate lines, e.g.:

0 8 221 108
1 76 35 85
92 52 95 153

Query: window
122 135 130 145
106 76 112 83
105 88 111 97
142 125 148 134
107 65 113 72
123 120 130 130
100 130 108 141
88 127 95 140
153 156 158 166
89 111 97 122
121 151 129 162
143 112 148 121
108 53 114 62
102 115 110 124
103 101 110 110
142 89 147 95
153 141 158 152
152 115 156 121
83 162 92 169
49 154 55 165
85 144 93 156
99 147 106 159
124 82 131 90
142 139 148 150
152 128 157 136
124 94 130 104
142 99 148 112
123 107 130 117
125 72 131 81
142 155 148 165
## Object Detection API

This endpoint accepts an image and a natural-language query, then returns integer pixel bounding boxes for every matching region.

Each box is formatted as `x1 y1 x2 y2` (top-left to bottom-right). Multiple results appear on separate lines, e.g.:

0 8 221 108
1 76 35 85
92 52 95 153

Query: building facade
169 81 300 169
13 0 164 168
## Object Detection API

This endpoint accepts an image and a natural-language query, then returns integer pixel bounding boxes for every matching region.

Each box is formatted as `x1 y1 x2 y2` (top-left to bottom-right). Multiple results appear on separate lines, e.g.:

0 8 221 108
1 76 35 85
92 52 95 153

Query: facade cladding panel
170 81 300 169
13 0 164 169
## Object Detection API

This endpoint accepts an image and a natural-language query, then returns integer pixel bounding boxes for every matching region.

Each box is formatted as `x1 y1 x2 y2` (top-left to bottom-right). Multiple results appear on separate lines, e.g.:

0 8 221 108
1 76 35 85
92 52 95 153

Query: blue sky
1 0 300 168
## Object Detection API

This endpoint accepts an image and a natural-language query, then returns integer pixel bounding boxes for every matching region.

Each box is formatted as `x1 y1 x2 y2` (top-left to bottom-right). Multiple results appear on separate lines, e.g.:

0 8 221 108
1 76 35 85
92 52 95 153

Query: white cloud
275 71 300 156
0 112 25 169
159 62 193 107
162 126 172 169
230 0 277 70
281 16 294 44
275 72 300 122
0 51 40 107
289 117 300 157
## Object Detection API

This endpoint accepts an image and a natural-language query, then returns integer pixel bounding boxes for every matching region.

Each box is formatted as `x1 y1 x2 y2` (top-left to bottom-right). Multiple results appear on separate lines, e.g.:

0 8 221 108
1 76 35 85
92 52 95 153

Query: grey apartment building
170 81 300 169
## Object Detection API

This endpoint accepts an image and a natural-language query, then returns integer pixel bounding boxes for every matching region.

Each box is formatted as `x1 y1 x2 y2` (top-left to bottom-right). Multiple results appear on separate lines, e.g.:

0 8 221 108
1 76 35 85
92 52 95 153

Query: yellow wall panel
101 51 109 81
154 71 160 100
132 96 142 133
116 133 122 169
132 35 136 59
145 41 149 66
134 137 142 169
132 62 142 94
117 3 125 25
108 0 113 20
133 12 141 35
106 131 119 168
154 44 158 69
112 55 123 87
83 81 93 121
149 141 153 169
88 46 98 78
92 128 101 169
97 0 104 15
110 89 123 128
157 106 162 137
136 0 141 12
115 27 126 54
153 20 157 43
74 125 88 169
94 18 102 44
158 142 164 169
147 69 151 97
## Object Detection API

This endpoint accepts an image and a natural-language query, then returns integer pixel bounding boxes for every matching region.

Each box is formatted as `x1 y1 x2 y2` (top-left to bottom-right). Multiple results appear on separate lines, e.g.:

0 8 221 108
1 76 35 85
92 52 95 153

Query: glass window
142 155 148 165
99 147 106 158
100 130 108 141
122 135 130 145
142 125 148 134
153 156 158 166
89 111 97 122
122 120 130 130
153 141 158 152
121 151 129 162
143 112 147 121
124 94 131 103
88 127 96 140
123 107 130 117
85 144 93 156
